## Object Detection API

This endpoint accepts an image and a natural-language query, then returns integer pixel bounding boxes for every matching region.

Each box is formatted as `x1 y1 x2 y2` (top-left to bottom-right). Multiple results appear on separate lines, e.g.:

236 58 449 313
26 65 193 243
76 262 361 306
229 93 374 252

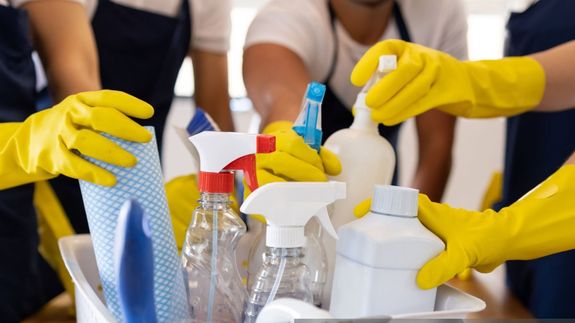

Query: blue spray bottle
292 82 326 151
247 82 330 308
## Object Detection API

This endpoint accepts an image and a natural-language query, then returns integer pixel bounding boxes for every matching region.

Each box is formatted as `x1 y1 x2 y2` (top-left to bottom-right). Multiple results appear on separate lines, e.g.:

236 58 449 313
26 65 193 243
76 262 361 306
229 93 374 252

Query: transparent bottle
247 224 327 307
182 192 247 323
243 247 312 323
303 221 328 308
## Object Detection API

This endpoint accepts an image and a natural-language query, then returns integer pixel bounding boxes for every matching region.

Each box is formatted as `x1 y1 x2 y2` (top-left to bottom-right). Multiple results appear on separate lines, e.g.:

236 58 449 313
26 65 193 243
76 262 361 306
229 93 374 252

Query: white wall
164 0 512 210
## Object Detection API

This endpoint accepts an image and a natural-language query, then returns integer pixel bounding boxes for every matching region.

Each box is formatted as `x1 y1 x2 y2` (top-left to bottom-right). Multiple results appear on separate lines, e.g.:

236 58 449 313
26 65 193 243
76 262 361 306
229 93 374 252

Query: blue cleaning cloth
79 127 190 323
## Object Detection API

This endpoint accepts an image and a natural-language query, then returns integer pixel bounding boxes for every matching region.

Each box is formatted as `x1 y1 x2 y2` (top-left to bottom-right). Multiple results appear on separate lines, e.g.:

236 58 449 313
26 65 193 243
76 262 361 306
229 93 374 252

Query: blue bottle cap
306 82 326 102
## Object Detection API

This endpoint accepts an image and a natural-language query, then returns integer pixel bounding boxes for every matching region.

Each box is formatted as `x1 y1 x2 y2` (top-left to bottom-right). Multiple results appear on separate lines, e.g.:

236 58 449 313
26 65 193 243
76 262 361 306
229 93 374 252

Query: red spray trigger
224 135 276 192
257 135 276 153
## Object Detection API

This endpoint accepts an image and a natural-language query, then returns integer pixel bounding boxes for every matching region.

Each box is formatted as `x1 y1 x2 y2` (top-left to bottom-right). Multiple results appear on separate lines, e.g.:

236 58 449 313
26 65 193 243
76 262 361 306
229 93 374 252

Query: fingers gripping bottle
240 182 346 323
182 132 276 322
321 55 397 307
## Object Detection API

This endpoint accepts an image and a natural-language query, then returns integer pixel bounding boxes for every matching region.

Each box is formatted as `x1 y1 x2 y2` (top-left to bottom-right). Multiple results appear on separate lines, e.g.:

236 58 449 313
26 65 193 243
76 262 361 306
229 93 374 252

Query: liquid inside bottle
247 225 326 307
243 247 312 323
182 192 247 323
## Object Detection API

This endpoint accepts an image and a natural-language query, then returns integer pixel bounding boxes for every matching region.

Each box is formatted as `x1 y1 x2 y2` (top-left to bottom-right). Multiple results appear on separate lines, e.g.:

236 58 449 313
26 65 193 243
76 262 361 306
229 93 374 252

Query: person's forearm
411 150 452 202
243 44 311 129
256 84 306 128
411 112 455 201
25 0 100 102
191 50 235 131
530 40 575 112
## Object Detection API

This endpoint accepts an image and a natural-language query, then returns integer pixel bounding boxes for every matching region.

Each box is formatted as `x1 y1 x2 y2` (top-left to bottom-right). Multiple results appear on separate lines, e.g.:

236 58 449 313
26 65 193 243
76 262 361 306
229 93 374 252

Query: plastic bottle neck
350 106 378 134
264 247 304 264
199 192 232 209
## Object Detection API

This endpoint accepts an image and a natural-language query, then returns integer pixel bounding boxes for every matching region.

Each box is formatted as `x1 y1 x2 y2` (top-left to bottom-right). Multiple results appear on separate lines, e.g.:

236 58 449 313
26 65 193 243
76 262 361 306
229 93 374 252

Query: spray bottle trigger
315 207 338 240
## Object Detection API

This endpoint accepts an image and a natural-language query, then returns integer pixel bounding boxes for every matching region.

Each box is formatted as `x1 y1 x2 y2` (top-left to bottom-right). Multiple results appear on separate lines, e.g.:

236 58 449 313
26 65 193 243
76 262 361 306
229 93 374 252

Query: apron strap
151 0 191 93
393 2 412 42
325 2 338 82
325 0 412 82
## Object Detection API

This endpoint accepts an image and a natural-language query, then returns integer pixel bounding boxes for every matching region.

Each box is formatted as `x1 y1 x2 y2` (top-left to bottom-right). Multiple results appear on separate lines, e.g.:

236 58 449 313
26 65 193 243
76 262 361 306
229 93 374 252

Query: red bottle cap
198 172 234 193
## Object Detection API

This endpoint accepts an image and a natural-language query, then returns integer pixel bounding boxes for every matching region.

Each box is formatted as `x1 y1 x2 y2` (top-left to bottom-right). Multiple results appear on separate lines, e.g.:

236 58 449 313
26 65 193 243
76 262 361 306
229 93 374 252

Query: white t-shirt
245 0 468 109
12 0 230 53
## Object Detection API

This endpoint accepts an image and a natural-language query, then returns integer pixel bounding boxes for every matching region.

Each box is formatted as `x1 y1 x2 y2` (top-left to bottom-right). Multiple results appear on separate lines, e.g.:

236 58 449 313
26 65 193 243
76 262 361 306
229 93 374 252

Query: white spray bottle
182 131 275 323
240 182 346 323
321 55 397 306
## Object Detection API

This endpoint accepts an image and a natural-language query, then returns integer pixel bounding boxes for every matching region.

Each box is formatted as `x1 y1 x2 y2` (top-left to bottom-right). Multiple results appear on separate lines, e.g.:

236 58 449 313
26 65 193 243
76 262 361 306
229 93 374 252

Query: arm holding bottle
415 152 575 289
243 44 341 186
351 40 575 125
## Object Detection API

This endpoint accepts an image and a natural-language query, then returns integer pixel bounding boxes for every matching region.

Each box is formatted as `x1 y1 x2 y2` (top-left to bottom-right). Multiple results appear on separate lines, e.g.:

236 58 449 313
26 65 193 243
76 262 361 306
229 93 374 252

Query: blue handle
114 200 158 323
293 82 325 151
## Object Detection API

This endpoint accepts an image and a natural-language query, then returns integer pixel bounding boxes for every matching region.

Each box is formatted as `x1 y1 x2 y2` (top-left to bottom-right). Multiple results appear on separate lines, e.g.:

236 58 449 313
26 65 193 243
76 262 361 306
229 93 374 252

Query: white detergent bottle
321 55 397 307
330 185 445 317
240 182 346 323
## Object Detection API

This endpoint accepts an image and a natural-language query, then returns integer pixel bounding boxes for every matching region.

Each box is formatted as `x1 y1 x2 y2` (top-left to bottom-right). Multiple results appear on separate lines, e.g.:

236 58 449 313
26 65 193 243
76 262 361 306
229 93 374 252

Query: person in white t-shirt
244 0 467 202
0 0 232 319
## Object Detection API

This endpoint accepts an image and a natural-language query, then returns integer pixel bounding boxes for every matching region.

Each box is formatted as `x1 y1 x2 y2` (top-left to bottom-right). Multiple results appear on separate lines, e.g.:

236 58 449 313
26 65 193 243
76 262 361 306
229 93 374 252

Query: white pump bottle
321 55 397 306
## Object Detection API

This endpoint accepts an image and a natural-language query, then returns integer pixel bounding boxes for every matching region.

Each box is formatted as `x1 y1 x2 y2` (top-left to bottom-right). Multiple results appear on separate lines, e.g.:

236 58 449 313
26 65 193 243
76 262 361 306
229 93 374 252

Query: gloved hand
254 121 341 187
351 40 546 125
166 174 201 250
0 90 153 189
416 165 575 289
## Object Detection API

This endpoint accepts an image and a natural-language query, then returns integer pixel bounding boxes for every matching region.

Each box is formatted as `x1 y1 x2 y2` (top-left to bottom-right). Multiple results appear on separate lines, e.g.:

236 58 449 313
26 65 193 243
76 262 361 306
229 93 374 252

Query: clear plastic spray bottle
241 181 346 323
182 132 275 322
247 82 330 307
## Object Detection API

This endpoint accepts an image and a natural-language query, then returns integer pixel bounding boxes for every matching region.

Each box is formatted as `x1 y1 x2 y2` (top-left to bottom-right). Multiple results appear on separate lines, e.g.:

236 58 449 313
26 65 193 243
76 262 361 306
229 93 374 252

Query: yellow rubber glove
354 197 372 218
417 165 575 289
254 121 341 187
351 40 546 125
0 90 153 189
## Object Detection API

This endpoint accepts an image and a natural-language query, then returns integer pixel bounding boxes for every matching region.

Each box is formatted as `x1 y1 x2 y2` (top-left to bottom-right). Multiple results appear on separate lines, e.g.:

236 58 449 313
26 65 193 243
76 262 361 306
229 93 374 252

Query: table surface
23 266 532 322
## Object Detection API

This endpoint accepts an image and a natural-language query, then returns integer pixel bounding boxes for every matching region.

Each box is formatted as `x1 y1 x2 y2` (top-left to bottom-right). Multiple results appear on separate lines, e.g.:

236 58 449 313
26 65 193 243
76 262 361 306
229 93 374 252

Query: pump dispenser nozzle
240 181 346 248
189 131 275 193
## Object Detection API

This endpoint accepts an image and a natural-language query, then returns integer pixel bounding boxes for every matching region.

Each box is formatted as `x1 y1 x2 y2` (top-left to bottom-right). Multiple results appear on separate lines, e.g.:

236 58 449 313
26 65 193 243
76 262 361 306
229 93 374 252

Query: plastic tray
60 234 485 322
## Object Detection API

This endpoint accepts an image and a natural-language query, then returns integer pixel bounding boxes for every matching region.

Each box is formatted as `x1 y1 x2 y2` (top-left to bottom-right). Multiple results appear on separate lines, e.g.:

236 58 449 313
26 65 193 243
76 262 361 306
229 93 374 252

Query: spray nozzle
293 82 326 151
361 55 397 93
190 132 276 193
240 181 346 248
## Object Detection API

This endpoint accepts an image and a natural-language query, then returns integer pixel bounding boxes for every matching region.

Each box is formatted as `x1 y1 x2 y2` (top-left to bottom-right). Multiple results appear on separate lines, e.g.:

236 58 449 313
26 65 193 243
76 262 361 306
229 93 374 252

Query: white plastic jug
330 185 445 317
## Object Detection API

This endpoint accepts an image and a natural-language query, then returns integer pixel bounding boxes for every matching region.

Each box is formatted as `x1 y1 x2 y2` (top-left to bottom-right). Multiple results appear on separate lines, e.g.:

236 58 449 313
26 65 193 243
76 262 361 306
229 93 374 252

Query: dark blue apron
0 5 62 321
48 0 191 241
498 0 575 318
92 0 191 153
322 1 410 184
